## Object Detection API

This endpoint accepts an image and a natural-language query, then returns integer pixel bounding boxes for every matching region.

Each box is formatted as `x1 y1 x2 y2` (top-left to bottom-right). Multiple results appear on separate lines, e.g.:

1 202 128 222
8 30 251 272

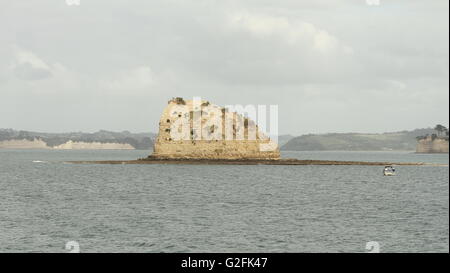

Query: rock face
53 140 134 150
0 129 154 150
0 138 134 150
0 139 50 149
151 98 280 160
416 136 449 153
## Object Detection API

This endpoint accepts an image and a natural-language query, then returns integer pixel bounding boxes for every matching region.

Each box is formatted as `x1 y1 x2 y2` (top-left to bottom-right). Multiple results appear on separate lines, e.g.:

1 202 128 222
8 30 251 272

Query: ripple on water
0 150 448 252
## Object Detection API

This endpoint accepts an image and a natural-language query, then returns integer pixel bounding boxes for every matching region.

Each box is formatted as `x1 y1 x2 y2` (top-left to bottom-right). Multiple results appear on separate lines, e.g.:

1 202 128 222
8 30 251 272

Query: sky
0 0 448 135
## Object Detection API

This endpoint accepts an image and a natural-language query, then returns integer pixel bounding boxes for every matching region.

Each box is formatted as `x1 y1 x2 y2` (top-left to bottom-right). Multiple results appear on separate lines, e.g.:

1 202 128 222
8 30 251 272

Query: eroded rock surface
151 98 280 160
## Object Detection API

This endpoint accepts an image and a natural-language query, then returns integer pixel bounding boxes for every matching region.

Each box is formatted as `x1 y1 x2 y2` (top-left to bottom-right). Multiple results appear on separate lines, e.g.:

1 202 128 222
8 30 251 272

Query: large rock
151 98 280 160
416 136 449 153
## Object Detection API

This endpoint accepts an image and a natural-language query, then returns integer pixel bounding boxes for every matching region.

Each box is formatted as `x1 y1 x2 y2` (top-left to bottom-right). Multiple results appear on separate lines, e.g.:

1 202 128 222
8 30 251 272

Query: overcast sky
0 0 448 135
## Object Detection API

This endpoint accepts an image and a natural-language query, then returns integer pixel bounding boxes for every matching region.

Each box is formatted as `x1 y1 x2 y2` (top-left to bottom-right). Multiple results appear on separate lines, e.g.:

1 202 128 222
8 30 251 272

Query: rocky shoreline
67 157 429 166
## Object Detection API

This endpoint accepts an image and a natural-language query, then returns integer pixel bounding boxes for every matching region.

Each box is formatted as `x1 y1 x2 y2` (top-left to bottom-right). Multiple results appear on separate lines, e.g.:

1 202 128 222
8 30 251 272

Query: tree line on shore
416 124 449 141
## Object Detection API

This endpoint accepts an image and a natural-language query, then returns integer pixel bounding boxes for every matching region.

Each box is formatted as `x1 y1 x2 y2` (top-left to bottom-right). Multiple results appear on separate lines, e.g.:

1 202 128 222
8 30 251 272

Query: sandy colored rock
151 98 280 160
0 139 50 149
0 139 134 150
53 140 134 150
416 136 449 153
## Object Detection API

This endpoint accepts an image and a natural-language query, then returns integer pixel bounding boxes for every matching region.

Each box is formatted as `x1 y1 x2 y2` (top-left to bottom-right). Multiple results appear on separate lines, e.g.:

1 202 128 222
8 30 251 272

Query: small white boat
383 165 396 176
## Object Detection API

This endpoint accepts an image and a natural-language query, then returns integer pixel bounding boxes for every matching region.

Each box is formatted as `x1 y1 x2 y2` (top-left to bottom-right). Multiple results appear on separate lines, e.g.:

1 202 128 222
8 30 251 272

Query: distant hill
281 128 436 151
0 129 155 150
2 128 439 151
277 135 295 147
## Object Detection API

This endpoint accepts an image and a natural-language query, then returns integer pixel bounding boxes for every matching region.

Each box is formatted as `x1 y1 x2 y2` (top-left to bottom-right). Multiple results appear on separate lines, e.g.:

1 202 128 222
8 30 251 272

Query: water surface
0 150 448 252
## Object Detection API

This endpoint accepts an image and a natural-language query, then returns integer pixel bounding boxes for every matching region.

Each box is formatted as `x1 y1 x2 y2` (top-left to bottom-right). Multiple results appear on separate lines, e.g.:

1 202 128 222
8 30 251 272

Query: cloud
227 12 351 54
180 11 359 86
100 66 155 92
10 46 66 81
2 45 82 95
13 62 51 81
0 0 447 133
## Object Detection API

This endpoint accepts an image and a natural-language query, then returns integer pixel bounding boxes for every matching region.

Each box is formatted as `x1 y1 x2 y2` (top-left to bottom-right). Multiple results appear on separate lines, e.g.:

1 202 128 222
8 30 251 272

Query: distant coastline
0 129 155 150
280 128 437 152
0 138 135 150
1 127 447 151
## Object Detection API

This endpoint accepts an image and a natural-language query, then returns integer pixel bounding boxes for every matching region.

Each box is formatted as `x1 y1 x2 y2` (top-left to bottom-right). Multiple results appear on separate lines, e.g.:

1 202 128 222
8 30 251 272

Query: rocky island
69 98 428 166
149 97 280 160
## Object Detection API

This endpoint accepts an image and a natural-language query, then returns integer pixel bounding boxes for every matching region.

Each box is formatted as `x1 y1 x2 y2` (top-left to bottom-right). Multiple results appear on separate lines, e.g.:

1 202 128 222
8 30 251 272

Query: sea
0 149 448 253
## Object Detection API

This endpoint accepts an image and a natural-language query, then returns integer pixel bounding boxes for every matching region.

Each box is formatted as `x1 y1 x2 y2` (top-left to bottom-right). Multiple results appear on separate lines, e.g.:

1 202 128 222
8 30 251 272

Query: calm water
0 150 448 253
